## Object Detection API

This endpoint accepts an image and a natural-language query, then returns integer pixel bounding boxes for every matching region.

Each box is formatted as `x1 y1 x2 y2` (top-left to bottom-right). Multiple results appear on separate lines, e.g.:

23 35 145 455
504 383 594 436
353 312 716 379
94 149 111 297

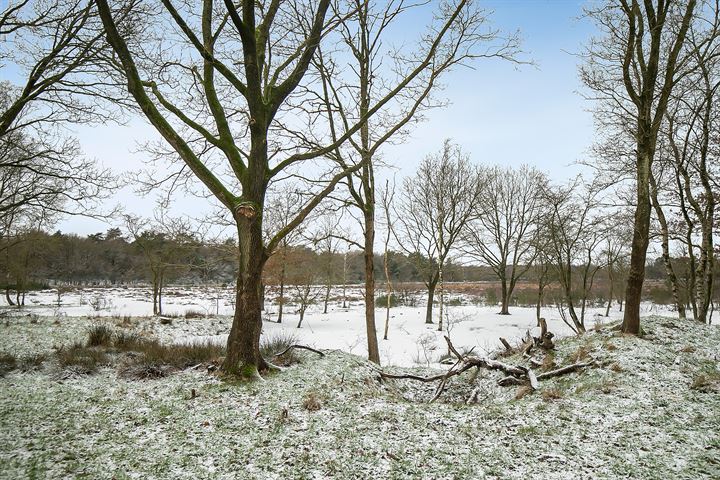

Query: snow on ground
0 285 676 366
0 315 718 479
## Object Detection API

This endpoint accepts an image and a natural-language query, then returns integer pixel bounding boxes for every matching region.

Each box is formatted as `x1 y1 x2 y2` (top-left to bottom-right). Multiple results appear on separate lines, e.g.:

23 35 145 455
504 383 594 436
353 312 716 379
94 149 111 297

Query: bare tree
379 179 396 341
543 180 606 334
0 0 128 138
286 249 321 329
601 215 632 317
263 189 306 324
314 0 518 363
96 0 487 376
308 212 344 315
581 0 698 334
395 140 483 331
124 213 196 316
463 165 546 315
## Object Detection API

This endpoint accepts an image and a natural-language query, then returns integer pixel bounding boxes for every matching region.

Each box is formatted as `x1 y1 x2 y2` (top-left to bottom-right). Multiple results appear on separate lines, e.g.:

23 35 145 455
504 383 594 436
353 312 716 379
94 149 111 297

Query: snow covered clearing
0 285 675 366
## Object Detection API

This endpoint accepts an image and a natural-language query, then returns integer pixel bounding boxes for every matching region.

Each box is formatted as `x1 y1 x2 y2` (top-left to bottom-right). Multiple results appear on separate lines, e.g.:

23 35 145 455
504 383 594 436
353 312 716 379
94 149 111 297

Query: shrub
56 342 110 375
483 288 499 307
184 309 206 319
260 330 300 366
87 324 114 347
375 293 399 308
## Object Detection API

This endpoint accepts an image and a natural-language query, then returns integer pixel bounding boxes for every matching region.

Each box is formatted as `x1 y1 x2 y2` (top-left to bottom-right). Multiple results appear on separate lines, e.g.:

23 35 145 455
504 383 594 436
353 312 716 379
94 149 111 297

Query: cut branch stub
235 201 258 219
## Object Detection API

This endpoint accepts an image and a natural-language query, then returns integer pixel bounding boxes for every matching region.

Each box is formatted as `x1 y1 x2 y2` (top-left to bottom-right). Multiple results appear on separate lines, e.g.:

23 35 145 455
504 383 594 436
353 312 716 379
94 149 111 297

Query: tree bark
363 206 380 364
221 206 270 378
499 273 510 315
278 249 286 323
5 288 14 306
622 145 652 335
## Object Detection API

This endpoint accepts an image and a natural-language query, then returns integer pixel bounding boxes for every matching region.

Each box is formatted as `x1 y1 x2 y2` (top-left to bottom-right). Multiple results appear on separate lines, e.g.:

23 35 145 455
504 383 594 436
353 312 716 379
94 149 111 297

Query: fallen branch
537 360 595 380
380 336 595 401
498 360 596 387
274 345 325 357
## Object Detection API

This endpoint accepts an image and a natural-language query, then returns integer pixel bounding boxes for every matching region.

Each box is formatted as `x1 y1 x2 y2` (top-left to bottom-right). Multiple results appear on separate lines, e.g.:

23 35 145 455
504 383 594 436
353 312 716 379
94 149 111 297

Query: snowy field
1 285 677 367
0 285 675 366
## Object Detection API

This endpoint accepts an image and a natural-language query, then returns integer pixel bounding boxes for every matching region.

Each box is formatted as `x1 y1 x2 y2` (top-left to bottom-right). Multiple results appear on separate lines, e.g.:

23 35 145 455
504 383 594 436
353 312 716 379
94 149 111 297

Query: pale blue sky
54 0 597 235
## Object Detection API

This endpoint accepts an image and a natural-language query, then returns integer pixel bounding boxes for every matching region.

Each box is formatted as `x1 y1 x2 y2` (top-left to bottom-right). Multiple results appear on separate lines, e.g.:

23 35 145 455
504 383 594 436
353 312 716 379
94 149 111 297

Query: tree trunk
278 251 286 323
650 172 686 319
536 282 545 326
499 273 510 315
437 262 444 332
158 270 164 316
297 308 305 328
342 252 347 308
622 146 652 335
605 277 613 318
260 282 265 312
383 250 392 341
363 207 380 364
323 283 330 314
152 272 159 316
425 274 438 324
5 288 14 306
222 212 269 379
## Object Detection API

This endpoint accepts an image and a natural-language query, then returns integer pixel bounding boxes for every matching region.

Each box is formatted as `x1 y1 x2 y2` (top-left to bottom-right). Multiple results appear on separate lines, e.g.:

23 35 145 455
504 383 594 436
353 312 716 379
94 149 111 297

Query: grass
260 330 301 366
87 324 114 347
54 326 225 378
56 342 111 375
0 352 17 377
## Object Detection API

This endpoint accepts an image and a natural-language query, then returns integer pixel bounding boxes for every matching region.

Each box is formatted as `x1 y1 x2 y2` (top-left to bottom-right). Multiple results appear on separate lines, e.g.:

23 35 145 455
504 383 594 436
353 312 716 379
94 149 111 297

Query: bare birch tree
395 140 483 331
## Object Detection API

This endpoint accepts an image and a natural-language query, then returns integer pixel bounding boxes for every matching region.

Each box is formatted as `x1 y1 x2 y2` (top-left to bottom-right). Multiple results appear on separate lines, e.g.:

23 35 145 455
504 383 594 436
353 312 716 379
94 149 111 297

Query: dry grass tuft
0 352 17 377
568 345 592 363
86 324 114 347
541 388 563 402
260 330 301 366
56 342 111 374
514 385 534 400
691 373 720 393
609 362 624 373
302 392 323 411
